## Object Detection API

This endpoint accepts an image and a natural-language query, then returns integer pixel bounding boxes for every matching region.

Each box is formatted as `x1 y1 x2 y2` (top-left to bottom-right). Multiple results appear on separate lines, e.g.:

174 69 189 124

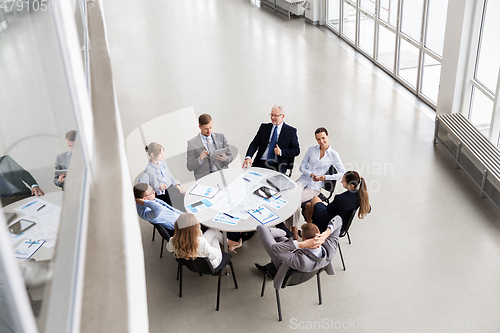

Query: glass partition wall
326 0 449 108
0 0 91 331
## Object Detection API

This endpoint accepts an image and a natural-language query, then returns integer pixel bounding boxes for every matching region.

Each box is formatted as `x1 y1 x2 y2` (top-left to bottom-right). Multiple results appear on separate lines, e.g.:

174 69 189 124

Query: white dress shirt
298 145 346 190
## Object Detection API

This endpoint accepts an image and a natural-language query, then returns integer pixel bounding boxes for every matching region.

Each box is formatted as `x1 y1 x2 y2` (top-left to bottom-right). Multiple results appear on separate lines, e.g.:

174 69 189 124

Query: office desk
184 167 300 250
4 192 63 261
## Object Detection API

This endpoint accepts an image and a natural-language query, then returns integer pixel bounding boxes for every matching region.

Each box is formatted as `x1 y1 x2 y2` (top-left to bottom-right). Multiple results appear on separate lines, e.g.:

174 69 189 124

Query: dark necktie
267 126 278 162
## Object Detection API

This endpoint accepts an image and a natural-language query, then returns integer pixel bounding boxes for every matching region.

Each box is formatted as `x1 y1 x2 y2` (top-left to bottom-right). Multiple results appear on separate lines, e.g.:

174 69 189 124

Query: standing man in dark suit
242 105 300 174
0 155 45 206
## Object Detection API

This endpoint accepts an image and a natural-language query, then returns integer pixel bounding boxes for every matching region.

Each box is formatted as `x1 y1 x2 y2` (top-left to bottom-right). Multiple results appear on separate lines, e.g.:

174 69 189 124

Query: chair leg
338 243 346 271
275 289 282 322
317 273 322 305
229 262 238 289
177 262 180 280
152 225 155 241
160 238 164 258
347 231 351 244
260 273 266 297
178 263 183 297
216 275 222 311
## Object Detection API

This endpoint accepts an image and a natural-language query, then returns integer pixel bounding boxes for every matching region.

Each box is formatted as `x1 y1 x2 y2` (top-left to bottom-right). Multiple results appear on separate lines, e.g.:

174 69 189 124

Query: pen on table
28 240 36 248
223 213 235 219
273 195 281 200
256 208 263 215
37 204 46 211
243 177 250 182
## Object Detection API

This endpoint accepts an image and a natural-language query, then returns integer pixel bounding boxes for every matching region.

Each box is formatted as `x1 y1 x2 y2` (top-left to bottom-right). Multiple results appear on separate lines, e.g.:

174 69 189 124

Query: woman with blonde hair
166 213 223 268
143 142 185 206
304 171 370 232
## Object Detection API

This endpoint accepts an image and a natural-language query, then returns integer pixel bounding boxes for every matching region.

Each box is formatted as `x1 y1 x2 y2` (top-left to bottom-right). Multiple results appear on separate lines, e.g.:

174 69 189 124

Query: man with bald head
134 183 181 231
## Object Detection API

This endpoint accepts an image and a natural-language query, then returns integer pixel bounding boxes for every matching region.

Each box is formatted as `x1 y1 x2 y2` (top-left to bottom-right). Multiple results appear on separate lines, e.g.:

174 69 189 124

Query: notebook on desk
266 174 295 192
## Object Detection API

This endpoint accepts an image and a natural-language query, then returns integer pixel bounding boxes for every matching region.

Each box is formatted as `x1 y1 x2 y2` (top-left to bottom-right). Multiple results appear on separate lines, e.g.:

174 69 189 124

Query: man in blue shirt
134 183 181 230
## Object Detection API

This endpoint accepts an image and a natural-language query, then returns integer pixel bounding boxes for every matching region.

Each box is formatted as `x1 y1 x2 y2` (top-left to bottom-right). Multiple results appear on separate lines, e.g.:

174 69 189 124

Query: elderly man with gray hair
134 183 182 231
242 105 300 174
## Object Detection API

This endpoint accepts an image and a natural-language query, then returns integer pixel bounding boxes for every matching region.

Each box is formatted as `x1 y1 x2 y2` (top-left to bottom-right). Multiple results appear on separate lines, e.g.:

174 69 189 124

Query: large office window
463 0 500 145
325 0 449 109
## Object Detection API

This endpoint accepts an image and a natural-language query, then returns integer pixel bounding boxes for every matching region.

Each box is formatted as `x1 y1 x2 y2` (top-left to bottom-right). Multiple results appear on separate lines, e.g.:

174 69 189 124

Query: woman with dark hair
304 171 370 232
285 127 346 239
143 142 185 206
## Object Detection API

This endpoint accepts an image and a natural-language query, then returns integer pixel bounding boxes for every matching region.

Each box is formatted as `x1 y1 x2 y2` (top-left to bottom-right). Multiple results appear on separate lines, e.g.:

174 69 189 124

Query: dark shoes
255 263 267 273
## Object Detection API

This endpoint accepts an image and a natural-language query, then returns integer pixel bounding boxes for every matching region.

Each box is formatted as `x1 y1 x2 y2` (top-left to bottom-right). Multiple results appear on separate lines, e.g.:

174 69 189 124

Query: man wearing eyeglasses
242 105 300 174
134 183 181 231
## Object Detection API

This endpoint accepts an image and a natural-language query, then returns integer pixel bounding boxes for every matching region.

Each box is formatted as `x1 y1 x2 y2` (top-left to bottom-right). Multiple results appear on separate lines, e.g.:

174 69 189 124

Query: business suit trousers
257 225 288 269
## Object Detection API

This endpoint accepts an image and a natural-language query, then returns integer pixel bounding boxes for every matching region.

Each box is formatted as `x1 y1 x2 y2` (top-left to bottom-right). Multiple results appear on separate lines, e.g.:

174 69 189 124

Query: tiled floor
104 1 500 332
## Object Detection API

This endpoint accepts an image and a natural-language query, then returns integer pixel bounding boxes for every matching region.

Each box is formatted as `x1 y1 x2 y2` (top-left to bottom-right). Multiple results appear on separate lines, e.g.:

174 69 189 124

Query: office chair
260 263 325 321
176 252 238 311
337 208 357 271
153 224 172 258
318 165 338 203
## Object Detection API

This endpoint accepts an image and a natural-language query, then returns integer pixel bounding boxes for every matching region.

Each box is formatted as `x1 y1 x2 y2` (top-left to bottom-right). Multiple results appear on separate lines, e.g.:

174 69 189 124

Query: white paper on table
242 170 266 183
211 177 264 215
262 195 288 210
14 199 50 215
19 202 61 248
212 212 240 225
188 184 220 198
13 239 45 259
185 198 213 213
248 206 279 225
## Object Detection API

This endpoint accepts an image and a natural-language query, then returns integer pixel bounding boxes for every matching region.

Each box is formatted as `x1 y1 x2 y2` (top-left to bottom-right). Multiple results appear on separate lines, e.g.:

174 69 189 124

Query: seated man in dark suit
0 155 45 207
134 183 182 231
242 105 300 174
255 216 342 288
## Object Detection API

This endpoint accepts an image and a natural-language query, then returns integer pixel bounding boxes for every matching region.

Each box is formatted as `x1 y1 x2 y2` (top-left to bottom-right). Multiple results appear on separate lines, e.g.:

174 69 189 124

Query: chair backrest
177 257 215 275
281 268 322 289
155 224 172 241
323 165 338 193
340 207 358 237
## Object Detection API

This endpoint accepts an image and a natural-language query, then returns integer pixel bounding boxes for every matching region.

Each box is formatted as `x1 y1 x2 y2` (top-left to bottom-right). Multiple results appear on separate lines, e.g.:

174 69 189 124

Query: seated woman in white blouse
167 213 223 268
285 127 345 239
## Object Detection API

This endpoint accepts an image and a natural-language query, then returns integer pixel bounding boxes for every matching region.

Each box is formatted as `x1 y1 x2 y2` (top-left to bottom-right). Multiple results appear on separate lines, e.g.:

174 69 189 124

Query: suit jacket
270 216 342 289
186 133 233 180
0 155 38 197
245 122 300 173
54 151 72 188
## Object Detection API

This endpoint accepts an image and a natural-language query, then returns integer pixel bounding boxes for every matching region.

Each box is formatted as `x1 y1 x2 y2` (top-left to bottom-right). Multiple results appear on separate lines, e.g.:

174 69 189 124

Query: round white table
184 167 301 251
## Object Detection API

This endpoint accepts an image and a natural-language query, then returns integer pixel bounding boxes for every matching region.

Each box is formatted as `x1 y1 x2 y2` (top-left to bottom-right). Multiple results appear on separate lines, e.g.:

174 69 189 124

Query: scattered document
13 239 45 259
185 198 213 213
13 200 61 248
242 170 265 183
248 206 279 225
262 196 288 210
189 184 219 198
212 212 240 226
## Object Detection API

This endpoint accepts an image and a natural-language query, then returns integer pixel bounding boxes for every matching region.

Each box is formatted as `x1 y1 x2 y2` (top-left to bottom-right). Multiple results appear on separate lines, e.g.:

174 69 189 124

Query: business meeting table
184 167 301 252
3 192 63 261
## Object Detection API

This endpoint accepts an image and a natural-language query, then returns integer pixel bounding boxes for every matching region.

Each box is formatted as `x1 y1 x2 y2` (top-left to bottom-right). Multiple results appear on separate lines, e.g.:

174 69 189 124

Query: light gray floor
104 1 500 332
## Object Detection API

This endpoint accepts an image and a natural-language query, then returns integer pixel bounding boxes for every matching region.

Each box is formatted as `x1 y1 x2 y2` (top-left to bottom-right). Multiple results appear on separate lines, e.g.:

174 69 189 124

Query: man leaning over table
186 113 233 180
134 183 181 231
0 155 44 207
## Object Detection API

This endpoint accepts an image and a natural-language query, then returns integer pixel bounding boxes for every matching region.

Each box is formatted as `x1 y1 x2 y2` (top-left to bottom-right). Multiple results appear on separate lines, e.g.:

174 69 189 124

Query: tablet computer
9 219 36 235
211 148 228 159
